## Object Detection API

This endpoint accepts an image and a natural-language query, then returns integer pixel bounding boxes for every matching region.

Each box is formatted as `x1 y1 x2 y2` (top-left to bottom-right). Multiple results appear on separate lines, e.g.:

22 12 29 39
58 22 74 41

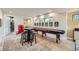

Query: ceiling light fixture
40 15 45 18
33 17 37 19
48 12 55 17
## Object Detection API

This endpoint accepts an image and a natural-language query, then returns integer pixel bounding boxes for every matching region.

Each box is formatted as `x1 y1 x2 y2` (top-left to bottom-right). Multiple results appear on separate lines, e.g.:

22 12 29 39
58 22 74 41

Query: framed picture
54 21 59 27
0 18 2 27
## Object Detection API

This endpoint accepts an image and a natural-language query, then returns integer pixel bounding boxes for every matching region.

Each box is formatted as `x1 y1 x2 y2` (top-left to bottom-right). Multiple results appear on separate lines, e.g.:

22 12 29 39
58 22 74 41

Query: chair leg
22 42 23 46
27 41 29 44
21 33 26 46
35 35 37 44
20 39 24 46
21 38 24 46
30 41 32 46
21 34 24 46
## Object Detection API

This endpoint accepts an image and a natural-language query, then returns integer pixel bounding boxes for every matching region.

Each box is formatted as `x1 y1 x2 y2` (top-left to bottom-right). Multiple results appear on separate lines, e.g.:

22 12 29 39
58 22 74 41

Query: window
34 23 36 26
45 18 49 26
45 22 48 26
73 14 79 20
37 23 38 26
49 22 53 27
39 22 41 26
45 17 53 27
42 22 44 26
34 19 39 26
49 17 53 27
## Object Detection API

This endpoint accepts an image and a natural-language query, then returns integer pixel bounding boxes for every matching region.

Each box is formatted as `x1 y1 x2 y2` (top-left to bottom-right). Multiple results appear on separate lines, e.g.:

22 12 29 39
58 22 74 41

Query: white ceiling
2 8 79 18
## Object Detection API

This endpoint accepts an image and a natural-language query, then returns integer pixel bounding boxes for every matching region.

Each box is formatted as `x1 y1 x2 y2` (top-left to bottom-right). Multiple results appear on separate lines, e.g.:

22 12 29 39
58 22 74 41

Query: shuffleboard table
32 27 65 43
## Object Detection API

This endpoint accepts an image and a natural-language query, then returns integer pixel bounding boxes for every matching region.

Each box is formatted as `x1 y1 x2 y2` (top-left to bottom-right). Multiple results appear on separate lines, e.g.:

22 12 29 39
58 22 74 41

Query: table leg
56 34 60 43
42 32 43 37
36 31 38 34
35 34 37 44
42 32 46 37
45 33 46 36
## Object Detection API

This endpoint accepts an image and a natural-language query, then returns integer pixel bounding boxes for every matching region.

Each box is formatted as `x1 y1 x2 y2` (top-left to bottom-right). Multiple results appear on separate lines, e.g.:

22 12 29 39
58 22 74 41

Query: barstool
20 30 37 46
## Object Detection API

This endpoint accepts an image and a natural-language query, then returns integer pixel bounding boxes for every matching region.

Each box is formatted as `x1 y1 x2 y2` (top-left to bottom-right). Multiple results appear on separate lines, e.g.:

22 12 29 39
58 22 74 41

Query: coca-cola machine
74 28 79 51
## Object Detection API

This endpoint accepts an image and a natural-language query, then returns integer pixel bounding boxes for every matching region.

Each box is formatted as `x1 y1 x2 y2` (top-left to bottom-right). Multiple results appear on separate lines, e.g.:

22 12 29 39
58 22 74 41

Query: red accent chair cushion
16 25 24 34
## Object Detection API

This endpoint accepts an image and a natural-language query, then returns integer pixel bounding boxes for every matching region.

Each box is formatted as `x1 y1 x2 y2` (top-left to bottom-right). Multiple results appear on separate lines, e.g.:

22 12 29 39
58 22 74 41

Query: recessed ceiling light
40 15 45 18
48 12 55 17
33 17 37 19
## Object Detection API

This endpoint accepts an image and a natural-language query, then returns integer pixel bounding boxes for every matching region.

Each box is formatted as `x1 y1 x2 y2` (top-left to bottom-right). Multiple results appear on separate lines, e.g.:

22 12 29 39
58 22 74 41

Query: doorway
4 16 15 35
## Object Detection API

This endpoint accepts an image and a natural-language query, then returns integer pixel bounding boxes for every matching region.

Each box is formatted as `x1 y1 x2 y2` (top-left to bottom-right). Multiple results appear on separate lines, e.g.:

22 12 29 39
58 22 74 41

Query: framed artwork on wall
0 18 2 27
54 21 59 27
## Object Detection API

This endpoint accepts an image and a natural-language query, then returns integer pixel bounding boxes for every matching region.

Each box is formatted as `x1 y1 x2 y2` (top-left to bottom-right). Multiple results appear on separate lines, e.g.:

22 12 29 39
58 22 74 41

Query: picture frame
0 18 2 27
54 21 59 27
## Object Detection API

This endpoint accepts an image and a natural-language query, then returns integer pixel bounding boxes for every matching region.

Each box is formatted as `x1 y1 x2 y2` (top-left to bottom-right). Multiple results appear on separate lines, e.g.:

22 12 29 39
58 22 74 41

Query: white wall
0 9 4 39
3 14 11 35
14 16 24 33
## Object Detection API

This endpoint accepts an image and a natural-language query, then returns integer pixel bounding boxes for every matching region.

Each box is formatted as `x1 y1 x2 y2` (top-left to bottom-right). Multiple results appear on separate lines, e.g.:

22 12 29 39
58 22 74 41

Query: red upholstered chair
16 25 24 34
